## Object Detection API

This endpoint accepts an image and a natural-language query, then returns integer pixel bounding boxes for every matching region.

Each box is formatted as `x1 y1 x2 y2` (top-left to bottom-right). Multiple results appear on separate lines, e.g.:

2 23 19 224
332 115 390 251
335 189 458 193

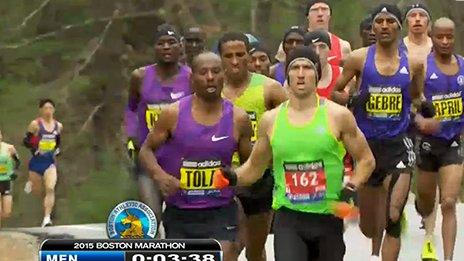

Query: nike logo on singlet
211 135 228 142
170 91 184 100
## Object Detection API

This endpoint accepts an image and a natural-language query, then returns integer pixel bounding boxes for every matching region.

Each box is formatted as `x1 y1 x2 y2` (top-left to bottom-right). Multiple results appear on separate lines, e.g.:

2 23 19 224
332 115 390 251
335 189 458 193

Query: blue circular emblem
107 200 157 239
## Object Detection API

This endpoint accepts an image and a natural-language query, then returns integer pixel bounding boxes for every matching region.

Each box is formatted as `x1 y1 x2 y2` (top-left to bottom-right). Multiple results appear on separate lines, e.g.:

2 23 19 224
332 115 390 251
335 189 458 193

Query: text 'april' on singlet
354 45 412 139
425 53 464 140
156 95 237 209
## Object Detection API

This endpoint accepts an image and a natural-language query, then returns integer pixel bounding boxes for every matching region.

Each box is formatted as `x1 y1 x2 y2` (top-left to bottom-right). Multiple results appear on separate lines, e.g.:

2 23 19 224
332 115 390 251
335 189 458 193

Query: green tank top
270 98 345 214
233 73 266 142
0 142 14 181
230 73 266 166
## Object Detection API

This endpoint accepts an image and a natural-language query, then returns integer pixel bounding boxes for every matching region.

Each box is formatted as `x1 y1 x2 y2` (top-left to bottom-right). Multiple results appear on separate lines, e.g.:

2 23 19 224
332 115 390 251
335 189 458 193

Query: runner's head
371 4 403 45
249 43 272 76
218 32 250 81
304 30 331 68
283 26 305 56
39 98 55 118
359 16 375 47
154 23 182 65
404 3 431 35
306 0 331 31
431 17 455 57
286 46 321 98
184 26 206 64
191 52 224 102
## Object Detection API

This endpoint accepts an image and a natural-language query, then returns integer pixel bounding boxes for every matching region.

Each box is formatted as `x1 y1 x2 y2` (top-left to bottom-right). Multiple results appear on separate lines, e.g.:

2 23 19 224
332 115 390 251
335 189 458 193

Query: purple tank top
157 95 236 209
37 119 59 154
354 45 412 139
425 53 464 140
274 62 286 85
136 64 191 144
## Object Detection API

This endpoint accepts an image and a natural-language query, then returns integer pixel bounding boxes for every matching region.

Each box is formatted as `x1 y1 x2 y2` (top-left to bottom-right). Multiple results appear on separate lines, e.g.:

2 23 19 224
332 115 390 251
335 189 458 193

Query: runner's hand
154 173 180 197
213 166 237 189
333 183 359 220
10 173 18 180
415 114 440 135
347 92 370 109
340 183 358 205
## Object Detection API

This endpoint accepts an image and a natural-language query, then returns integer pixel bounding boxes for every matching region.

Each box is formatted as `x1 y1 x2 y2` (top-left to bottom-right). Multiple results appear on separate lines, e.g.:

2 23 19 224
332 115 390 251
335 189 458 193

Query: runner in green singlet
214 46 375 260
0 129 20 228
218 32 287 261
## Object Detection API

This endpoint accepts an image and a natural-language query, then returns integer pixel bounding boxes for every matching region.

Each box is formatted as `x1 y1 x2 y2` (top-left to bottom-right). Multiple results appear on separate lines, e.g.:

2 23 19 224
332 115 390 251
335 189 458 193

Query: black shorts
367 134 415 186
237 169 273 216
0 181 12 195
162 201 238 241
416 135 463 172
273 208 345 261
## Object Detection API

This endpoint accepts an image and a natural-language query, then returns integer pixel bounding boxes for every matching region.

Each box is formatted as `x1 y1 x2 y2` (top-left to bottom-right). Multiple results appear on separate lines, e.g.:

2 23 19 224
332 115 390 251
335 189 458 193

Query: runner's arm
23 120 39 149
235 108 253 164
235 111 274 186
339 107 375 188
409 57 426 109
139 105 176 180
340 39 352 67
264 79 288 109
124 69 143 145
8 145 20 169
331 49 362 105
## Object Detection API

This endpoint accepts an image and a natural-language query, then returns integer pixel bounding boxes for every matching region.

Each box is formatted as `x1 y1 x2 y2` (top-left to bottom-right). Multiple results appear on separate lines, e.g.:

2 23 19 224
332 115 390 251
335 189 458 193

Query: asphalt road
3 202 464 260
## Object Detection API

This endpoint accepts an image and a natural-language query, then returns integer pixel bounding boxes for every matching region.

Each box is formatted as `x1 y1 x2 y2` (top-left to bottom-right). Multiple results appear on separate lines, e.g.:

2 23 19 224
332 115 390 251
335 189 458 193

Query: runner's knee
440 197 457 214
385 217 401 238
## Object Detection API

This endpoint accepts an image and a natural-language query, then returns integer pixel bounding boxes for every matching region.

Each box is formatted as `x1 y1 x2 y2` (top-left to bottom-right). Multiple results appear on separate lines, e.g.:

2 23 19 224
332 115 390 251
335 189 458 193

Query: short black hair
217 32 250 55
359 15 373 34
283 26 306 43
305 0 331 16
39 98 55 108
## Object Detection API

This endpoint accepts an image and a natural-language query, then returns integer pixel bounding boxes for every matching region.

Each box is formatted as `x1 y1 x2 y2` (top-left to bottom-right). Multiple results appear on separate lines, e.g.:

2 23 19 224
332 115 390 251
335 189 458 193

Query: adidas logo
430 73 438 80
396 161 406 169
451 141 459 147
399 67 409 75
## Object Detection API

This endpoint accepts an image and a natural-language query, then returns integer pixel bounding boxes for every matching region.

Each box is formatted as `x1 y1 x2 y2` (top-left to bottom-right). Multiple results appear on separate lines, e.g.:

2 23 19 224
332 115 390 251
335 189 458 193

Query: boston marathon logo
107 200 157 239
431 91 463 120
180 160 222 190
366 86 402 120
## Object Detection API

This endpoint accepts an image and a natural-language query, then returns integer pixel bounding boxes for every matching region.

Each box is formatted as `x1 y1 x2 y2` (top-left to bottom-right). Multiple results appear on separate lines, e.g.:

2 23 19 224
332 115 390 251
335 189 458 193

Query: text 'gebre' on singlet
425 53 464 140
354 45 412 139
270 97 345 214
0 142 14 181
156 95 237 209
136 64 191 144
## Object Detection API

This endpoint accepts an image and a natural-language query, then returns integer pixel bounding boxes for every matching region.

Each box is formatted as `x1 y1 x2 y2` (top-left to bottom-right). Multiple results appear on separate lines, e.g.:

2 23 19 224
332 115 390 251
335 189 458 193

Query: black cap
404 3 431 21
305 0 331 16
249 42 271 59
371 3 403 27
154 23 181 42
285 45 322 82
304 30 331 49
184 26 206 40
283 26 305 42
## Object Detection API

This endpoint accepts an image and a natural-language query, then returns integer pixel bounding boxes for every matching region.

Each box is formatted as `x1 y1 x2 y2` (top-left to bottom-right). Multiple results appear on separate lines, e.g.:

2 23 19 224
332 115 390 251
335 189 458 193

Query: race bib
39 139 56 152
284 160 327 204
179 160 221 191
432 93 463 121
145 104 165 130
366 86 402 120
0 164 7 174
247 111 258 142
